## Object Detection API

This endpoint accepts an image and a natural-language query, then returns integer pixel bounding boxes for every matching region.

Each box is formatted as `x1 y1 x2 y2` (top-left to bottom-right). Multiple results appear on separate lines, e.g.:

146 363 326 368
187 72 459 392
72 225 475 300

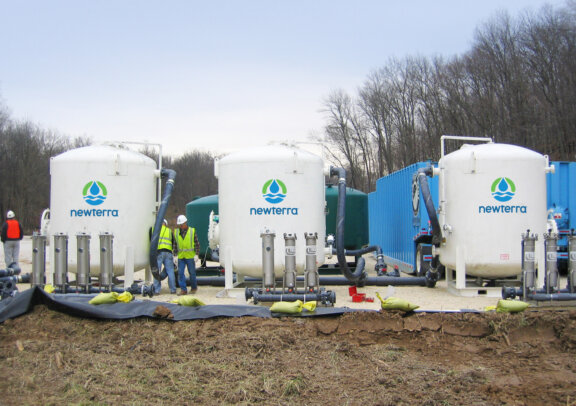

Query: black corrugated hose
149 168 176 281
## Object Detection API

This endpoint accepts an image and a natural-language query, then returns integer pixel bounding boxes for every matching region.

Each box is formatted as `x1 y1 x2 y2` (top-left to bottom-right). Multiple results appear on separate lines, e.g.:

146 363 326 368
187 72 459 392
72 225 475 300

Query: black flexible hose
331 245 386 275
150 168 176 281
335 245 381 257
417 167 441 246
330 166 367 283
416 166 441 288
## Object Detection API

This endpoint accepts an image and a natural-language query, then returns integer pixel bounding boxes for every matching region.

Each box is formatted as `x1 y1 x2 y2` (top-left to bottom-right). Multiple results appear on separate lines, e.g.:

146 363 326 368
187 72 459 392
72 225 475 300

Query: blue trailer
368 161 439 276
547 161 576 271
369 160 574 276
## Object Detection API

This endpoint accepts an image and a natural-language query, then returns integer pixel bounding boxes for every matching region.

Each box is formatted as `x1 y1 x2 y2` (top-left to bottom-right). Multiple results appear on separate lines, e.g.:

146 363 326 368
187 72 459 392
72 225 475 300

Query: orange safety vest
6 219 21 239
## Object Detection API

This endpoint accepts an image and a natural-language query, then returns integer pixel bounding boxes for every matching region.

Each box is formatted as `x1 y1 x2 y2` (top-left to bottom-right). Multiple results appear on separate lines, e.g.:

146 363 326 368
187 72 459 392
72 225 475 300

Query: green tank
186 186 369 260
324 185 369 250
185 195 219 260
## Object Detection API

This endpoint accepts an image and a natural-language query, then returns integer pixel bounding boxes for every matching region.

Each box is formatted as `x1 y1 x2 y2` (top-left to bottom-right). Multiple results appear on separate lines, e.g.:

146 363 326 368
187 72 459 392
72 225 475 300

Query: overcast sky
0 0 567 157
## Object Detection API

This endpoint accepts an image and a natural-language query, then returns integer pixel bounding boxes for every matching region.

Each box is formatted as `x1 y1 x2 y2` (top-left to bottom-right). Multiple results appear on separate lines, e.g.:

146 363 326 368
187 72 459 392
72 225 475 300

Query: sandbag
117 291 133 303
496 299 530 313
170 296 206 307
376 292 419 312
89 292 119 305
270 300 317 314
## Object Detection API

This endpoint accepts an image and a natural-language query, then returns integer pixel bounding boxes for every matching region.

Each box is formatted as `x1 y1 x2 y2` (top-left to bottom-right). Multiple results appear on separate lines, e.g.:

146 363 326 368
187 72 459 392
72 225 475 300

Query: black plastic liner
0 287 361 322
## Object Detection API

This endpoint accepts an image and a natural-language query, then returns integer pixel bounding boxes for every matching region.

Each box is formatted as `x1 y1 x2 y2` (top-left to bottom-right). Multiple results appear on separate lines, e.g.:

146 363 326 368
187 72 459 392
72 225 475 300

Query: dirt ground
2 238 576 405
1 305 576 405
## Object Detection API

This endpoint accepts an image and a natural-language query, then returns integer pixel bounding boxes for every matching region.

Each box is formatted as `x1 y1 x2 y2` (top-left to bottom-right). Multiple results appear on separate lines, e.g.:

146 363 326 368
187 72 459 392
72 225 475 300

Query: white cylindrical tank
437 143 549 278
49 145 158 276
216 145 326 278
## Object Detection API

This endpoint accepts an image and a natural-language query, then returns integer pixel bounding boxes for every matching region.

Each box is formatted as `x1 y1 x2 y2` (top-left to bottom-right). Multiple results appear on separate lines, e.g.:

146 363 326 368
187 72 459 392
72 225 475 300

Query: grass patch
282 375 305 397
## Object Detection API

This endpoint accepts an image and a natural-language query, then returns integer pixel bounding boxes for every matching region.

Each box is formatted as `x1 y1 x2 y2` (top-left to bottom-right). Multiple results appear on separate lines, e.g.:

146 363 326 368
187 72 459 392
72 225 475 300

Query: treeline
321 3 576 192
0 112 89 233
0 105 217 233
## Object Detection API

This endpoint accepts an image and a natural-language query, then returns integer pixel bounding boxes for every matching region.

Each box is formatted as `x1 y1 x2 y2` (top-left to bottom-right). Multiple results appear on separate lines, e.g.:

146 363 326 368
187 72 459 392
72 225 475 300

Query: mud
1 306 575 405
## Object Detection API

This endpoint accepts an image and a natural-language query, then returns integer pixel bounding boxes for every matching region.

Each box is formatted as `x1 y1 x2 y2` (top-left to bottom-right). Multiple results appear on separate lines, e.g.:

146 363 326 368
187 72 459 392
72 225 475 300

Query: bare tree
321 2 576 188
0 121 73 231
322 90 363 190
359 70 397 176
520 4 576 157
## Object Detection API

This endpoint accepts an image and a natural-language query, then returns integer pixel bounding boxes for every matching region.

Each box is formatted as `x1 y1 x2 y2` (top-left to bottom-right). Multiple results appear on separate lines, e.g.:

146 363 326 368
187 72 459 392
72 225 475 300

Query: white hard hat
6 210 15 219
177 215 187 225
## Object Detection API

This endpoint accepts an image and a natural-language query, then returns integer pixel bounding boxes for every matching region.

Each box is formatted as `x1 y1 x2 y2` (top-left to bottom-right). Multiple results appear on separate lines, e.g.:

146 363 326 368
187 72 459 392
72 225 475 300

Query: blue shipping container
547 161 576 267
368 161 439 275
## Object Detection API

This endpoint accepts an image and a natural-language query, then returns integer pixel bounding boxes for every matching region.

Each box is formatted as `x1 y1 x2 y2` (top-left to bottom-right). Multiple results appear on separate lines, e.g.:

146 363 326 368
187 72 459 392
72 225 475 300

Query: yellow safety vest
176 228 196 259
157 225 173 251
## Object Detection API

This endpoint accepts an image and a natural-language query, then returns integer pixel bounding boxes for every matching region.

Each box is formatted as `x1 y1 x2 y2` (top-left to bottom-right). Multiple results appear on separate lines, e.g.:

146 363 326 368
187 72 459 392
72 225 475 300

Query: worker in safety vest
152 219 177 295
175 214 200 295
1 210 24 269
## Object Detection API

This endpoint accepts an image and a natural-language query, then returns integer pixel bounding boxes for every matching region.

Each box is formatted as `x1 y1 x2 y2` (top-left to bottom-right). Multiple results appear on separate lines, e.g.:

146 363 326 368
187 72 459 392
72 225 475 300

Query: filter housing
438 143 549 278
49 145 157 276
216 145 326 278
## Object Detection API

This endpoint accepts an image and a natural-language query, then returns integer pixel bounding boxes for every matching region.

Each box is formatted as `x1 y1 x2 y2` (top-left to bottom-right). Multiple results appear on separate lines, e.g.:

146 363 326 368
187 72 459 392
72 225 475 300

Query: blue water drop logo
491 177 516 202
262 179 287 204
83 181 107 206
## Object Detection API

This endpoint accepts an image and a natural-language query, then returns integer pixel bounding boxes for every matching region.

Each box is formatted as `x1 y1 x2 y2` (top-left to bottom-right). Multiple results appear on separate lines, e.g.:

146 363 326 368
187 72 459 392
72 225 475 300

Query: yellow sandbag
88 292 119 305
270 300 304 314
376 292 419 312
302 301 317 312
170 296 205 306
496 299 530 313
269 300 316 314
43 284 55 294
117 291 133 303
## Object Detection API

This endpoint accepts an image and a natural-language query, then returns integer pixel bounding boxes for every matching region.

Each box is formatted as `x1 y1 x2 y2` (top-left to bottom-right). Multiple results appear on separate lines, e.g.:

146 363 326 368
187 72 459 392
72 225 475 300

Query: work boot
177 289 187 296
190 288 198 294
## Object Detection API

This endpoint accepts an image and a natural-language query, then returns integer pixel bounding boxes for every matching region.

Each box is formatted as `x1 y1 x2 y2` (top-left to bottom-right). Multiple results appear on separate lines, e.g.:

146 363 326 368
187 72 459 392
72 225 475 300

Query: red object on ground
349 286 374 302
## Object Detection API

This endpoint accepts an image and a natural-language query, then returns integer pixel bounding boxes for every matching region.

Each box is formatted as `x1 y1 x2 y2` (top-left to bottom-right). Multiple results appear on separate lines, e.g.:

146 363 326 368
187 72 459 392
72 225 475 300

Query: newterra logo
250 179 299 216
70 180 119 217
262 179 286 204
491 177 515 202
478 177 527 214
